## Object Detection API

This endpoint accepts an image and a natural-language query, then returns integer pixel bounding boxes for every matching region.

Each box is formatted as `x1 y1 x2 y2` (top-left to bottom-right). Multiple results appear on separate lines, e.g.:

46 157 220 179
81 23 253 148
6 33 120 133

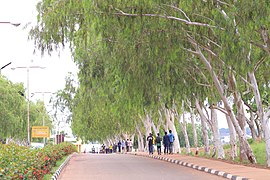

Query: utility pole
11 66 45 145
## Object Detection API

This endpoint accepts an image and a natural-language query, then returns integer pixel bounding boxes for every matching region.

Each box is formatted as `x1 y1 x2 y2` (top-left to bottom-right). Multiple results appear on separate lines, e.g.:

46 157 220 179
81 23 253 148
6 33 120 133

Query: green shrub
247 138 254 144
0 142 76 179
250 141 266 165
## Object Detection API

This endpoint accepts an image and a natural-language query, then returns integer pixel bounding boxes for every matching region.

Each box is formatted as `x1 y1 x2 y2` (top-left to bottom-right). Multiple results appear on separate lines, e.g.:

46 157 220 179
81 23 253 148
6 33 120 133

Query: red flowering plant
0 142 76 179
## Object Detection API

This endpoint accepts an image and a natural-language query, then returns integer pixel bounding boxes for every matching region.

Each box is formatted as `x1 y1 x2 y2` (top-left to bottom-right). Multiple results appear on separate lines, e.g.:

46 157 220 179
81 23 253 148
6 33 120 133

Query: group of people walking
117 139 133 153
147 130 175 155
98 139 133 154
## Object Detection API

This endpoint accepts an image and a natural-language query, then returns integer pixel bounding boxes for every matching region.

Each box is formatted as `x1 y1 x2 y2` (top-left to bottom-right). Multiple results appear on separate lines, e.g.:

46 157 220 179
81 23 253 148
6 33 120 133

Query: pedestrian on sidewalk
126 139 129 152
121 140 126 153
118 140 122 153
163 131 169 154
147 133 154 154
168 130 175 154
128 139 133 152
156 133 162 155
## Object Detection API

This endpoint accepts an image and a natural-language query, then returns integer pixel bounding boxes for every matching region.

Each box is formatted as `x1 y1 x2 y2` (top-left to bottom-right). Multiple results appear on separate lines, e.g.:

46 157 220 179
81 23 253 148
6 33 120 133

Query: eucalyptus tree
0 78 26 139
30 100 52 128
29 0 270 165
0 77 52 141
30 0 192 143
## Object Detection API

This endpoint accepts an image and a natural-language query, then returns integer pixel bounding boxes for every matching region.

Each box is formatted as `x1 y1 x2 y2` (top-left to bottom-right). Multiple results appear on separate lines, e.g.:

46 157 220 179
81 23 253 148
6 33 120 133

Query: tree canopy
30 0 270 142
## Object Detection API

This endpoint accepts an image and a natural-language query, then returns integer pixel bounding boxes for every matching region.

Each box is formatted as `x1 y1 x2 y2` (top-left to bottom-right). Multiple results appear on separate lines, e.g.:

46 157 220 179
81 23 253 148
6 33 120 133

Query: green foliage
43 155 68 180
0 77 25 138
0 76 53 140
30 0 270 144
178 123 203 147
250 142 266 165
0 142 76 179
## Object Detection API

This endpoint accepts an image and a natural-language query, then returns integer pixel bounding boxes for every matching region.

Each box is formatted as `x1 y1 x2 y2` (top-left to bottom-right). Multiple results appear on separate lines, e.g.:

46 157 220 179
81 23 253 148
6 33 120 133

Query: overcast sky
0 0 77 133
0 0 78 105
0 0 230 130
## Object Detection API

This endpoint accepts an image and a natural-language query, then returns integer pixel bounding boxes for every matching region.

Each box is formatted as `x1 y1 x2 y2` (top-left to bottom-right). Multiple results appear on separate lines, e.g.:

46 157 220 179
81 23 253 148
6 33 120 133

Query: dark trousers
149 144 153 154
164 145 169 154
157 146 161 155
169 142 174 154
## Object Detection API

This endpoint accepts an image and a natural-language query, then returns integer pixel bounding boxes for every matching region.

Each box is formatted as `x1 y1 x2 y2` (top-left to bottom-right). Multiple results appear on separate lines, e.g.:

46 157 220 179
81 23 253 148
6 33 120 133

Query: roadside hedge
0 142 76 179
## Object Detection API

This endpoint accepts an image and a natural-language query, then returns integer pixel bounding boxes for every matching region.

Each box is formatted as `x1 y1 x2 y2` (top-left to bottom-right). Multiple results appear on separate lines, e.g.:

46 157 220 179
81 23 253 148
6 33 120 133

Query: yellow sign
32 126 50 138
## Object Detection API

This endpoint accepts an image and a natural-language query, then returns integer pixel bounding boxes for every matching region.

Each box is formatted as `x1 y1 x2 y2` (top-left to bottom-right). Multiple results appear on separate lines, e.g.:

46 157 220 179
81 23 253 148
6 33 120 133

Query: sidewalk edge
51 152 76 180
133 153 251 180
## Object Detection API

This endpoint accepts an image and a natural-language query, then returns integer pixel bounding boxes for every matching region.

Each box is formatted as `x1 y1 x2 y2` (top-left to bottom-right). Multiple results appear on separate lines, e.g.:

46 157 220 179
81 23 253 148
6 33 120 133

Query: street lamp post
0 22 21 27
32 91 53 126
0 62 12 75
11 66 45 145
32 91 53 144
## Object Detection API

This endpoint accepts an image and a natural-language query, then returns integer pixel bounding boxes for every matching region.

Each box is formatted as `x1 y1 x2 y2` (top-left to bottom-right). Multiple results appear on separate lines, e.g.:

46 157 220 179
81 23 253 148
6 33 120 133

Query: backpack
169 133 174 143
156 136 161 146
153 136 156 145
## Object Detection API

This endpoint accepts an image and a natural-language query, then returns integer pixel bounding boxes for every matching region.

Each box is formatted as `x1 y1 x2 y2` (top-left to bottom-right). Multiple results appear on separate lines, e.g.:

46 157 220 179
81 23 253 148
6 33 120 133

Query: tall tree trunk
247 111 258 140
188 100 198 152
226 115 237 160
229 73 249 162
180 101 191 154
142 114 152 152
160 109 168 132
136 122 145 152
249 71 270 167
190 41 256 163
211 106 225 159
165 108 181 153
254 118 262 140
195 99 210 155
137 127 145 152
181 113 191 154
151 121 160 136
137 134 141 151
262 110 270 167
190 108 198 151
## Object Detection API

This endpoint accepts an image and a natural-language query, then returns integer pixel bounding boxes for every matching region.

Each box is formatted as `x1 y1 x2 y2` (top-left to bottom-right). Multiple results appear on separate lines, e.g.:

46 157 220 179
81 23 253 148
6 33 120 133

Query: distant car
30 142 44 149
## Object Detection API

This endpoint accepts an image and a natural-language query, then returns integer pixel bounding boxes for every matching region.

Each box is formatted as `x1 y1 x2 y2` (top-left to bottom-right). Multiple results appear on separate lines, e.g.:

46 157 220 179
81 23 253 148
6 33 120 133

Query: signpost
32 126 50 138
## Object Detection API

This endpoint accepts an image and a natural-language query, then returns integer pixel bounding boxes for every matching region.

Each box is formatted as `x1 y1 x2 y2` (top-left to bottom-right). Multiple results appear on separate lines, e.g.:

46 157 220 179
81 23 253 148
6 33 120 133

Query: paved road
59 153 223 180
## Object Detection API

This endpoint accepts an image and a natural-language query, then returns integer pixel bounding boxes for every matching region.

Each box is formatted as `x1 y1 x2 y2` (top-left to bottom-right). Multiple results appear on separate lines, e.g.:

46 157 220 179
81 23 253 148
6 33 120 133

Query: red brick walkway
133 152 270 180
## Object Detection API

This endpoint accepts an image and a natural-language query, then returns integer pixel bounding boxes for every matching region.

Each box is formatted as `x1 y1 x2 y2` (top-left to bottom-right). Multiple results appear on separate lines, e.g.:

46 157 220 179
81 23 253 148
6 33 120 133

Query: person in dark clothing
163 131 170 154
156 133 162 155
146 133 153 154
117 140 122 153
125 139 129 152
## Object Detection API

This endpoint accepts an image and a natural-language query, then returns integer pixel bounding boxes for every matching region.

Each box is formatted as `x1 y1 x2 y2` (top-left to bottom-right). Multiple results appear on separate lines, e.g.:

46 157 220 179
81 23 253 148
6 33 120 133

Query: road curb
51 152 76 180
133 153 251 180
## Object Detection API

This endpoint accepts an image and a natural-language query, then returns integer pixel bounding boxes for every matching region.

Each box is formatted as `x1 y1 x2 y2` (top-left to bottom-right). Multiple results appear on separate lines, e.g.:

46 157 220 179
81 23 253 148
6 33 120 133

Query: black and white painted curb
51 152 76 180
134 154 251 180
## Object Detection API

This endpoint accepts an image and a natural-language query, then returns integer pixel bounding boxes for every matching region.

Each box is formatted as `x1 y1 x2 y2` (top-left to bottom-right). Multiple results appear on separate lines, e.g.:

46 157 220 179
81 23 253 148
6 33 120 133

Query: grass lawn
43 155 68 180
250 141 266 165
186 141 267 167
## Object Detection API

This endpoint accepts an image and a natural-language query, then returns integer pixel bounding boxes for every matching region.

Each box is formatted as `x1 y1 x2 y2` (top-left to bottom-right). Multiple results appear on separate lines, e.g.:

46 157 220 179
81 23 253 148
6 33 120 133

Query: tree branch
209 104 229 115
185 69 211 87
242 99 257 113
113 8 221 28
164 4 191 22
181 47 200 55
264 107 270 121
251 40 270 56
254 56 267 72
219 61 253 87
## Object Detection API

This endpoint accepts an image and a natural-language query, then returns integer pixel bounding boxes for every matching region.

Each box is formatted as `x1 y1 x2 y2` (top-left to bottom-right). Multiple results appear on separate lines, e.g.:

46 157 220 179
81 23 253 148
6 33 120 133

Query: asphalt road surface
59 153 224 180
